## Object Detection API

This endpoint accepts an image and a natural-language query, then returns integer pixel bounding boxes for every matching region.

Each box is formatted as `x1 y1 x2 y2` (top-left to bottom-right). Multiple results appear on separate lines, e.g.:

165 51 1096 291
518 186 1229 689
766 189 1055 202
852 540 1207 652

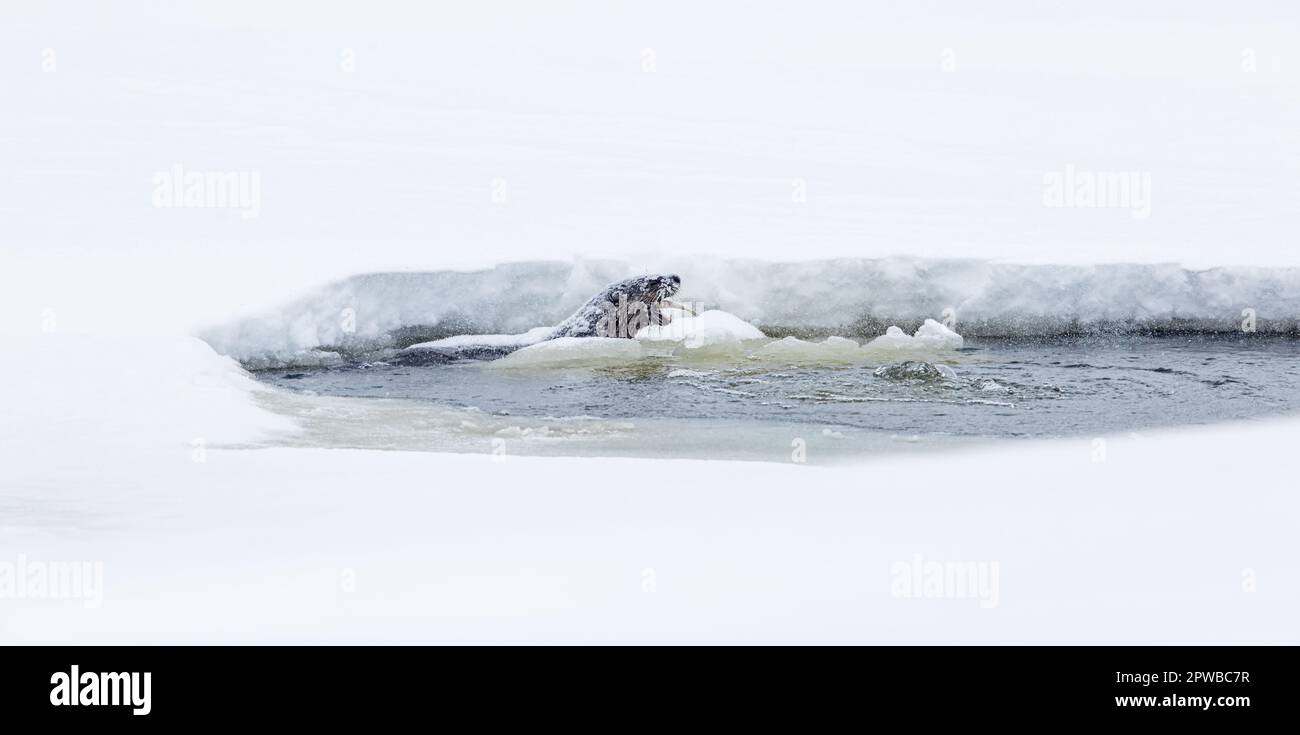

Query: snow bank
0 335 294 460
200 258 1300 367
198 264 584 368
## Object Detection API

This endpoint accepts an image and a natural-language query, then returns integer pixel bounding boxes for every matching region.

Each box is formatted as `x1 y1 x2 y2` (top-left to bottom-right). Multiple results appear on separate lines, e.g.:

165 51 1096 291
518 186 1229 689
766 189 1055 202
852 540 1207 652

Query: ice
488 337 645 369
3 333 1299 643
406 327 554 351
755 335 865 365
636 309 766 347
865 319 964 353
666 369 716 379
0 335 295 456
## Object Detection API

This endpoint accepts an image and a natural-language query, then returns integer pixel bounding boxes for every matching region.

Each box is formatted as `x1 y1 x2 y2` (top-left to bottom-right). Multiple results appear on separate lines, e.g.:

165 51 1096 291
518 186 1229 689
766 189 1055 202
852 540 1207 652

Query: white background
2 1 1298 335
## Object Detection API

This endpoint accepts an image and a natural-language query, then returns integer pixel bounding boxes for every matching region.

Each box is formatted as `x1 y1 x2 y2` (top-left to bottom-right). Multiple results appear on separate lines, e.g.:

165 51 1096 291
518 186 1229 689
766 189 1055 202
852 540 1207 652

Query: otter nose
668 275 680 286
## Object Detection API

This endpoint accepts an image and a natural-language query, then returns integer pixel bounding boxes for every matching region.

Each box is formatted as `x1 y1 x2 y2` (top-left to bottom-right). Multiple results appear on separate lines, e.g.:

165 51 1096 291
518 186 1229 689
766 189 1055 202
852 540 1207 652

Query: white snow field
2 1 1299 643
3 2 1300 341
0 335 1296 644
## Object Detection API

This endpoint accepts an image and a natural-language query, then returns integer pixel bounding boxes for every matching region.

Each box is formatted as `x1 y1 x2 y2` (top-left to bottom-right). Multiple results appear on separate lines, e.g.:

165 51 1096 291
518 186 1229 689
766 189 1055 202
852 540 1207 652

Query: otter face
638 274 681 304
599 273 680 307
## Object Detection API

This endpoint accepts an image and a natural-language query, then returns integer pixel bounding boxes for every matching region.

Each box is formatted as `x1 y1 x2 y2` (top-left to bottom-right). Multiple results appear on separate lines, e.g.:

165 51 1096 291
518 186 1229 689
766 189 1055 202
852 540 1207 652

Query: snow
636 309 766 347
4 4 1300 344
2 1 1298 644
405 326 554 351
187 259 1296 367
745 322 963 366
385 308 956 369
1 334 1296 643
865 319 965 352
0 336 294 455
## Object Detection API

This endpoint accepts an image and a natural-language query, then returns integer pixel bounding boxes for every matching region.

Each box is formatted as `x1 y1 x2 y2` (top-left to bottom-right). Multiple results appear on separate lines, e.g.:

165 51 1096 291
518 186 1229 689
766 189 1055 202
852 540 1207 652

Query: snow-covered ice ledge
199 257 1300 368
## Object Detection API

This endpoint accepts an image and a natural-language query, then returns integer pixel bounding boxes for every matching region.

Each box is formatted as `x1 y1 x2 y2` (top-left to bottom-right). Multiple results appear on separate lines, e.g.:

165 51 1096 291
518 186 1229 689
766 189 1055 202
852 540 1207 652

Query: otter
550 274 683 338
390 274 686 365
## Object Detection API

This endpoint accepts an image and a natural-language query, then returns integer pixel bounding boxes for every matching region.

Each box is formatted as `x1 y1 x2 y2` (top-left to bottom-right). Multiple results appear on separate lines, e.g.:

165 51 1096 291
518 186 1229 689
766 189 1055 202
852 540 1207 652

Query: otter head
614 273 681 307
598 274 683 337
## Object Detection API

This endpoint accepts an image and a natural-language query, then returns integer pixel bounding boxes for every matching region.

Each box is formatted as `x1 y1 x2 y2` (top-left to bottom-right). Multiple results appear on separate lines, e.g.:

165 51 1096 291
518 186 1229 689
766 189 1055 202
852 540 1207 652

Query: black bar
1 646 1289 723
